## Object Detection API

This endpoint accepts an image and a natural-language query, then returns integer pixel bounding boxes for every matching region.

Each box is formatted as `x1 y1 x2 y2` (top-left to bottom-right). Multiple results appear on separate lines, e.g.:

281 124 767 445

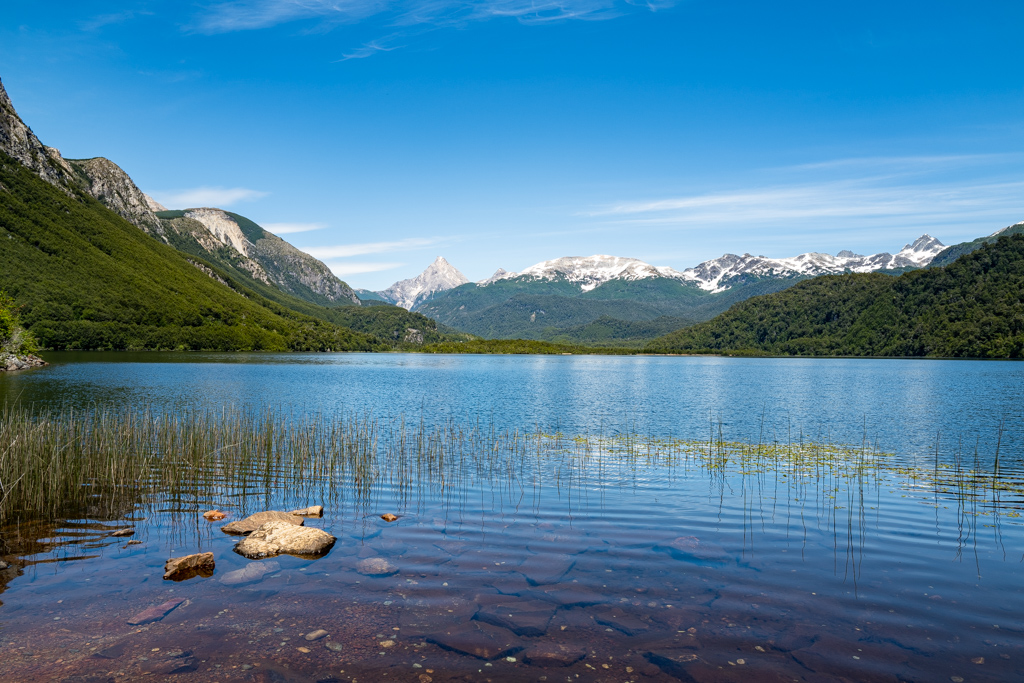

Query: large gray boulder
221 511 303 535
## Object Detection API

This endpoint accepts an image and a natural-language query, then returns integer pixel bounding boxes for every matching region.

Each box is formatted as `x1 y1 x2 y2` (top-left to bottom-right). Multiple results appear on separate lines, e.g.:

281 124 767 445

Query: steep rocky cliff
0 76 163 235
160 208 359 306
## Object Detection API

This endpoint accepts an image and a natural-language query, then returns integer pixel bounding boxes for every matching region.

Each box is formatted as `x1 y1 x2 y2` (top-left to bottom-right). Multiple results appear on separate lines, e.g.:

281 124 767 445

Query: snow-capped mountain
378 256 469 310
485 235 945 294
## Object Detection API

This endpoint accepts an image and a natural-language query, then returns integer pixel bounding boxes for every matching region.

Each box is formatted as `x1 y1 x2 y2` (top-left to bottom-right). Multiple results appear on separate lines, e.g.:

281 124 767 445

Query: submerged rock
427 621 524 660
163 552 215 581
235 521 335 559
222 510 304 535
220 560 281 586
202 510 228 521
381 513 399 522
304 629 329 641
356 557 399 576
522 643 586 667
108 528 134 537
475 599 556 637
289 505 324 517
665 536 728 561
517 553 575 585
127 597 186 625
142 650 197 675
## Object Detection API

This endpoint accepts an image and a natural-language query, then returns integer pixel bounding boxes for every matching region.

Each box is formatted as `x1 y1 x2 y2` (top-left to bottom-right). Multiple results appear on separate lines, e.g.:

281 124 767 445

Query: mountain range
371 234 947 344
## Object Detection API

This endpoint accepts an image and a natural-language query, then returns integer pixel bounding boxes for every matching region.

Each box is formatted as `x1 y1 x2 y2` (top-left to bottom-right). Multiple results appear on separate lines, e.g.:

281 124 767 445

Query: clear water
1 353 1023 682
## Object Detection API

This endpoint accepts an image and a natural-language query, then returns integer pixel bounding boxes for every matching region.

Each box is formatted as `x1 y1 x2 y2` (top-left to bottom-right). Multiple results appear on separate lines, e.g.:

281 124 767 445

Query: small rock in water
163 552 215 581
109 528 134 538
666 535 728 561
127 598 186 625
289 505 324 517
522 644 585 667
203 510 228 521
143 649 197 675
0 560 9 570
325 641 344 652
356 557 399 577
234 521 336 559
220 560 281 586
123 540 143 548
381 513 399 522
221 511 304 535
304 629 329 641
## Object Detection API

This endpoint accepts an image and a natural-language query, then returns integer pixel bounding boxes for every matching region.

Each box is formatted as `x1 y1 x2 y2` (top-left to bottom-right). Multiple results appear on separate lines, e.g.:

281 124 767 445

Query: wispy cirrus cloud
336 39 403 61
587 155 1024 236
192 0 673 34
262 222 327 234
302 237 437 259
151 186 268 209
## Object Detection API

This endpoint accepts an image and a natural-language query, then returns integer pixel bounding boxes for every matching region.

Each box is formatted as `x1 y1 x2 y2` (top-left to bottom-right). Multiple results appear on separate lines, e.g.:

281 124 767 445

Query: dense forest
647 234 1024 358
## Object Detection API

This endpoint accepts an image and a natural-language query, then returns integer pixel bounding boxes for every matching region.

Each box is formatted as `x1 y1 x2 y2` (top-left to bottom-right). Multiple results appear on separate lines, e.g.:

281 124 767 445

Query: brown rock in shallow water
203 509 228 521
163 552 215 581
427 621 523 660
127 597 185 624
356 556 399 576
522 643 586 667
234 521 335 559
289 505 324 517
381 513 398 522
475 599 556 637
221 510 304 535
109 528 134 537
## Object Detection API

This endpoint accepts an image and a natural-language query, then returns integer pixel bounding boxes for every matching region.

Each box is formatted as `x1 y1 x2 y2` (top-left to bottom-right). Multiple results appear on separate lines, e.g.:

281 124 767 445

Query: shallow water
1 354 1023 682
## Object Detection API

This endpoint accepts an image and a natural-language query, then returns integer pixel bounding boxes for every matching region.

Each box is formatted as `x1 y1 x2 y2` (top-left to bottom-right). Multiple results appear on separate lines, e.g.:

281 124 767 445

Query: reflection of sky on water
1 352 1021 461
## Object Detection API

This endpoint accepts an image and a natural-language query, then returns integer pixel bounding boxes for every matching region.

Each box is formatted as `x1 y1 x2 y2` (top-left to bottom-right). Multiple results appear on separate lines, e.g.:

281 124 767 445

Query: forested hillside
647 234 1024 358
0 151 384 351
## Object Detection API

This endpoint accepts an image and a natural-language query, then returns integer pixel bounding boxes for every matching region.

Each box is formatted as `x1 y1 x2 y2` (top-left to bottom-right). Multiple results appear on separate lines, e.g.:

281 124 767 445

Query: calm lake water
1 353 1023 682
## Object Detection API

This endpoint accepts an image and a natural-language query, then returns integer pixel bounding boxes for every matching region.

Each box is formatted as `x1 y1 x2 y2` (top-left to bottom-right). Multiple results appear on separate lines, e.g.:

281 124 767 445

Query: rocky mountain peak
0 76 75 190
185 208 254 256
67 157 163 235
378 256 469 310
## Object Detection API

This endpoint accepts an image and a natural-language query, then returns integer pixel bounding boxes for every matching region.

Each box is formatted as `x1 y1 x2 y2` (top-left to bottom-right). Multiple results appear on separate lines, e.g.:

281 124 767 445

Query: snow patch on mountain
486 235 946 295
379 257 469 310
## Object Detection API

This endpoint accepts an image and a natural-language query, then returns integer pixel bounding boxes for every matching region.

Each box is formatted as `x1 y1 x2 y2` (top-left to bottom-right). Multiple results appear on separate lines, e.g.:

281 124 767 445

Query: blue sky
2 1 1023 289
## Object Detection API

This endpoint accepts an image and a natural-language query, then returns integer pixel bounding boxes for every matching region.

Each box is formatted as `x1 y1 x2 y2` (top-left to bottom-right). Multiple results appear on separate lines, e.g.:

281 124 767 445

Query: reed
0 403 1016 530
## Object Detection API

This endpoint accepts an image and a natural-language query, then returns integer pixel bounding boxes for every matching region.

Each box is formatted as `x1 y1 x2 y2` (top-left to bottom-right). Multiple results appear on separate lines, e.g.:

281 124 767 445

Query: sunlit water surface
1 353 1023 682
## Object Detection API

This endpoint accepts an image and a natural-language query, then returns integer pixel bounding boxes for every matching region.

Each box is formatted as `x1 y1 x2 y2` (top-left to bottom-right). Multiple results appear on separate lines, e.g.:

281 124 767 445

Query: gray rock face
234 520 336 559
67 157 163 235
221 510 304 535
0 77 75 191
289 505 324 517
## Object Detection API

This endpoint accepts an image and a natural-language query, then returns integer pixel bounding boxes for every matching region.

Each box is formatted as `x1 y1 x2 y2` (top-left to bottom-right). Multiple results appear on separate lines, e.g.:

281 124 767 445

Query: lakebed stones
289 505 323 517
141 649 197 675
356 556 399 577
517 553 575 586
127 597 186 625
427 621 524 660
220 560 281 586
163 552 215 581
235 521 336 559
664 536 728 562
475 598 556 637
304 629 329 641
522 643 586 667
221 510 304 535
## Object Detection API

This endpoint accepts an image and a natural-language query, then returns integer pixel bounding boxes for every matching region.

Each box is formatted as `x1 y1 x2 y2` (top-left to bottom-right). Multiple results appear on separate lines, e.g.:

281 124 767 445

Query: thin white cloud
262 222 327 234
193 0 669 34
325 261 405 276
302 237 436 258
336 40 403 61
587 172 1024 234
151 186 268 209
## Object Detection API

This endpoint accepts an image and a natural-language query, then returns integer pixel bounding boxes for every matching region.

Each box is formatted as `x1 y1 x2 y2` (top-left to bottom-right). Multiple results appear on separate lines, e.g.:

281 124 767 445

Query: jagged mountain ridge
377 256 469 309
481 235 945 295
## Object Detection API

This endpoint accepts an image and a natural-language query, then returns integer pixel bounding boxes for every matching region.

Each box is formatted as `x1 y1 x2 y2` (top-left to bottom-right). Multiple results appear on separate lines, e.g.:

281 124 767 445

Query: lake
1 353 1022 682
